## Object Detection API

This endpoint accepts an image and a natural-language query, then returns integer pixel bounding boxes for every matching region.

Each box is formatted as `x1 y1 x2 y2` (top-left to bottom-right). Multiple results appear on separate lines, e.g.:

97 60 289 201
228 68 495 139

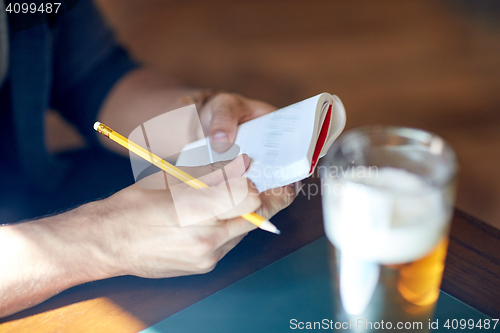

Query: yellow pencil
93 122 280 234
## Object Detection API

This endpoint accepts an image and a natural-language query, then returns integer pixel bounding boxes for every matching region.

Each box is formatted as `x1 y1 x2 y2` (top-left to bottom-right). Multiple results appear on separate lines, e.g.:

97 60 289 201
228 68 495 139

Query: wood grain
442 208 500 318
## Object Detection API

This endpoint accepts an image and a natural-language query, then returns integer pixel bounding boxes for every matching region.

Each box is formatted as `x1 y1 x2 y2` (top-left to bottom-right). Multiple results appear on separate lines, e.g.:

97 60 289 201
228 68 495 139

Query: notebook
176 93 346 192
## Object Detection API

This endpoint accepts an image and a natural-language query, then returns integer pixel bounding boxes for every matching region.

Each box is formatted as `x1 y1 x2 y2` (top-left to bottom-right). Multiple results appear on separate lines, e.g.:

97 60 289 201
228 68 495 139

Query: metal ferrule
97 123 113 138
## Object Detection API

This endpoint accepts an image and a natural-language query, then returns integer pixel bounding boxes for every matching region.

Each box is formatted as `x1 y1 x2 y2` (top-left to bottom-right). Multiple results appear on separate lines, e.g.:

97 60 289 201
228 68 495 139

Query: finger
222 216 258 241
205 94 246 153
220 154 250 179
190 233 247 274
215 178 261 220
213 234 247 262
170 177 260 227
256 181 300 219
209 106 239 153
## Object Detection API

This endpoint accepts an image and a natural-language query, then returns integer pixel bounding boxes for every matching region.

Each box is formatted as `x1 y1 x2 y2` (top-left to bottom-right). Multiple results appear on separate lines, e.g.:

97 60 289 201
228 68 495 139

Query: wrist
68 201 124 280
0 204 119 317
34 202 120 284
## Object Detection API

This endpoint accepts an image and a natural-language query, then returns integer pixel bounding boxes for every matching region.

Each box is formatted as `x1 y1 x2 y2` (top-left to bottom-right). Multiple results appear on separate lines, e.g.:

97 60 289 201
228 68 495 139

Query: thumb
209 106 239 153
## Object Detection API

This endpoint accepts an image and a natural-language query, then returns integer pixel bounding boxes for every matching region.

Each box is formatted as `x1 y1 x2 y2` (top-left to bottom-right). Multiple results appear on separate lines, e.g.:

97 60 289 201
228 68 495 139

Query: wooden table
1 177 499 332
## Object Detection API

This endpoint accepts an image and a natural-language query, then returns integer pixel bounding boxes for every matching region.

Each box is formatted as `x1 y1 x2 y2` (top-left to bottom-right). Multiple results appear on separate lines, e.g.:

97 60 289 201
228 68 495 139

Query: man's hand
98 154 296 278
199 92 277 152
0 155 297 317
97 69 278 156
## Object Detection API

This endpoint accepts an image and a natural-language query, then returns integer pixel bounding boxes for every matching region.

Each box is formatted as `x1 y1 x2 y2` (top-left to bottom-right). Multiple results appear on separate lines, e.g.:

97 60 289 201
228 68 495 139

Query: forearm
97 67 206 156
0 202 115 318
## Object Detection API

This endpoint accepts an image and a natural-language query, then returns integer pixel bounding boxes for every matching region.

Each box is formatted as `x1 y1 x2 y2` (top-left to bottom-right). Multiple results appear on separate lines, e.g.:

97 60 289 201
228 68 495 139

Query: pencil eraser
93 122 101 131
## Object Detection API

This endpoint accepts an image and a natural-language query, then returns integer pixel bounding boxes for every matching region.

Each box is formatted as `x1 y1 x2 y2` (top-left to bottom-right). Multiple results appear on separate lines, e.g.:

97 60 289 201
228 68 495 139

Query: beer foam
323 167 451 264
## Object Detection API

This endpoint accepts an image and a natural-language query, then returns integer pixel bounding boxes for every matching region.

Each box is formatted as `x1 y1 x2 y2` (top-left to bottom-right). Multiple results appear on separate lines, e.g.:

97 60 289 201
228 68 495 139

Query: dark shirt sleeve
50 0 139 146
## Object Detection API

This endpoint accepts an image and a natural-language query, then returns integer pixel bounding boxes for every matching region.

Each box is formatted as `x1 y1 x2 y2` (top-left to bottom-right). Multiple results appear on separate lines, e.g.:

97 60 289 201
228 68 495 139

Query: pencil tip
258 219 281 235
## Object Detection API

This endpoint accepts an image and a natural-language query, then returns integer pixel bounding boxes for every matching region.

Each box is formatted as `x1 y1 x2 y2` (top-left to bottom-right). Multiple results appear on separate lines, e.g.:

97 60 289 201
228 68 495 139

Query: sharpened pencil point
257 219 280 235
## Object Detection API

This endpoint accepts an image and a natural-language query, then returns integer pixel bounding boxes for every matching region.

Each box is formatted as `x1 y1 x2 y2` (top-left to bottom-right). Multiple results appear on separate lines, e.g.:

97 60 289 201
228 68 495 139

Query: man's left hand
199 92 277 152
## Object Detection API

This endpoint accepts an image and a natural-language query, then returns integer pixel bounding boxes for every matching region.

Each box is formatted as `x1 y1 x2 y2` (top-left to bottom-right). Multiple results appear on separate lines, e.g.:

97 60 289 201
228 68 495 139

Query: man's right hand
83 154 298 279
0 154 298 318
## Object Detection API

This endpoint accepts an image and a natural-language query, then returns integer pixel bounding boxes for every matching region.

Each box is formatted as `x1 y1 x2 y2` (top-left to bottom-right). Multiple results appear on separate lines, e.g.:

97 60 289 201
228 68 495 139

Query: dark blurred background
46 0 500 229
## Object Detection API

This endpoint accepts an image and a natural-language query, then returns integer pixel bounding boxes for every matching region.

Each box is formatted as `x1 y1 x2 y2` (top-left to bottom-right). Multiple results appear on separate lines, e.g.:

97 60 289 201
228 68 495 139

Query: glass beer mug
320 126 458 332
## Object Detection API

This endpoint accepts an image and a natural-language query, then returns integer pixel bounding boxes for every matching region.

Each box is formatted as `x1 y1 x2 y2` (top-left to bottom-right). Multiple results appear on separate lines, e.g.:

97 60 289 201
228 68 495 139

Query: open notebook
176 93 346 192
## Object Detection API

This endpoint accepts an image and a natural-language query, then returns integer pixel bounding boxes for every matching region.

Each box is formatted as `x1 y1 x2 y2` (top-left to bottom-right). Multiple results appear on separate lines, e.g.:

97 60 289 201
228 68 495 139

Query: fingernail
212 132 229 142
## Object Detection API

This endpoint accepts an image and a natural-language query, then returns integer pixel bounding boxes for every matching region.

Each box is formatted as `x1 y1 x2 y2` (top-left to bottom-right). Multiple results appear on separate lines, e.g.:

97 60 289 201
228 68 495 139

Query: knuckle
218 92 235 99
189 237 217 257
196 256 218 273
210 109 233 124
213 92 239 104
215 225 230 243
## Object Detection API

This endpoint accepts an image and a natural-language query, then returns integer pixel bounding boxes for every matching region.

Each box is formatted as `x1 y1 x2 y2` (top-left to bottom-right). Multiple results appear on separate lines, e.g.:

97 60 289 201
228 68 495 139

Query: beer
398 237 449 307
322 167 453 332
328 242 449 332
